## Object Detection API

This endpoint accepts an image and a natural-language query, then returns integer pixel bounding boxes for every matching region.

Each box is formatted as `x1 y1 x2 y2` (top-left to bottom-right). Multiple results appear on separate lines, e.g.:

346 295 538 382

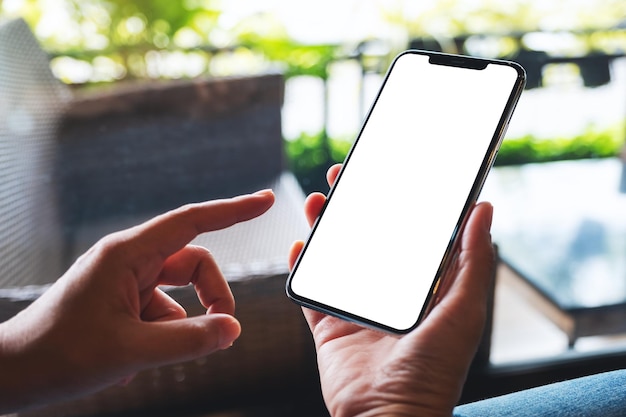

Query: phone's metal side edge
287 293 412 336
418 60 527 326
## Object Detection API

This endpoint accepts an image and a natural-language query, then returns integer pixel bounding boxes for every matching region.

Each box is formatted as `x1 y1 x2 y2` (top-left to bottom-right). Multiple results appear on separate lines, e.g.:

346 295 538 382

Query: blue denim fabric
454 369 626 416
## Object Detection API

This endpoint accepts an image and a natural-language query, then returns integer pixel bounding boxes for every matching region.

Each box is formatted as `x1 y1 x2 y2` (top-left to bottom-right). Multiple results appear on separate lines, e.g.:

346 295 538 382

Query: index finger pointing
125 190 275 261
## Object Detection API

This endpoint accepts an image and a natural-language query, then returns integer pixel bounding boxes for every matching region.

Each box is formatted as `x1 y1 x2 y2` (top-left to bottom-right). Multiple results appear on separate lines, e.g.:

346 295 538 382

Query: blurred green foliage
3 0 344 82
286 123 626 194
284 132 352 193
241 38 337 79
495 124 625 165
89 0 221 50
9 0 625 84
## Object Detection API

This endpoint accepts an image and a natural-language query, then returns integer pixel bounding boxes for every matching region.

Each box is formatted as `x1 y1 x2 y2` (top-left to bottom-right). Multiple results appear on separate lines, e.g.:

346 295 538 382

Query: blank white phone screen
288 52 520 332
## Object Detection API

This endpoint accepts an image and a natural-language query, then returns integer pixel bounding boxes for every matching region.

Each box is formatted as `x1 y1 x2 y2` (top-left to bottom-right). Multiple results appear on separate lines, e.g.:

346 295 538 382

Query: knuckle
90 232 127 260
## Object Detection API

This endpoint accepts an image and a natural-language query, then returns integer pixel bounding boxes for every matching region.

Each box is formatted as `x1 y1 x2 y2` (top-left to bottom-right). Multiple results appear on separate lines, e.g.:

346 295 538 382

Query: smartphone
286 50 526 334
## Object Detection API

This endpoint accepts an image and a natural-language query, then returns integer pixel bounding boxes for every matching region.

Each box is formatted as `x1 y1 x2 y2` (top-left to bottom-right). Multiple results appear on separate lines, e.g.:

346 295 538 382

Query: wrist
0 308 65 413
0 317 30 413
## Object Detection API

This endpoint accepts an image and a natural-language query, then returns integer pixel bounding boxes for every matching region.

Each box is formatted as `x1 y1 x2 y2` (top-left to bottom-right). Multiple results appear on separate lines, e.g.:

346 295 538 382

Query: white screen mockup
288 52 522 332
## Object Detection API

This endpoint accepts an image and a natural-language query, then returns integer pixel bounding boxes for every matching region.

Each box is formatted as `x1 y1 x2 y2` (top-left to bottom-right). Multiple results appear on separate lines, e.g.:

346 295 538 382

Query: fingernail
218 318 241 350
253 189 273 196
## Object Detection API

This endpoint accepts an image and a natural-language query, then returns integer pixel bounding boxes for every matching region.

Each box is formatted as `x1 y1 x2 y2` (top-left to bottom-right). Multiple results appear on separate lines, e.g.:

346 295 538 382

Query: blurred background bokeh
2 0 626 192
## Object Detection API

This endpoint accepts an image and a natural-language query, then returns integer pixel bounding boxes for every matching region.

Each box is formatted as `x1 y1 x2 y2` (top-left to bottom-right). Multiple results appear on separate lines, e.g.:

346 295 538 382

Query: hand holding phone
287 50 525 334
287 167 498 417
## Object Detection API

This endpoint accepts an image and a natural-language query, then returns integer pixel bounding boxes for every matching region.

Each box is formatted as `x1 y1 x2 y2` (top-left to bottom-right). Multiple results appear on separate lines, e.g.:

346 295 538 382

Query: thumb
129 314 241 369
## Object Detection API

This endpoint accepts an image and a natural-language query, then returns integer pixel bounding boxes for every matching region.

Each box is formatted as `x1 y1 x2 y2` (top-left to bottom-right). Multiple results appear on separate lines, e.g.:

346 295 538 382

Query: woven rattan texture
0 19 71 288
